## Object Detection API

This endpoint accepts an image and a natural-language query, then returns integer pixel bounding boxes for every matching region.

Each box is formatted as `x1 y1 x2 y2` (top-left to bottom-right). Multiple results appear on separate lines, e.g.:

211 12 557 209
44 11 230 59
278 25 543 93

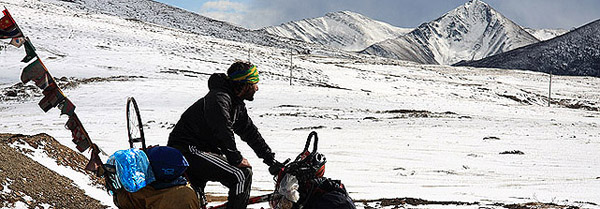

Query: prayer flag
66 114 92 152
38 82 66 112
58 98 76 117
21 59 50 89
0 9 22 39
21 39 36 63
10 37 24 48
85 144 103 174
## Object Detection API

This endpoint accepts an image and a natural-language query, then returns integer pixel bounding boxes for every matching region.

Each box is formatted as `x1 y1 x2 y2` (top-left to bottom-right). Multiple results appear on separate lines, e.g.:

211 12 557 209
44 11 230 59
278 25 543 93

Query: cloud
201 0 247 13
489 0 600 29
230 0 474 29
196 0 600 30
199 0 249 26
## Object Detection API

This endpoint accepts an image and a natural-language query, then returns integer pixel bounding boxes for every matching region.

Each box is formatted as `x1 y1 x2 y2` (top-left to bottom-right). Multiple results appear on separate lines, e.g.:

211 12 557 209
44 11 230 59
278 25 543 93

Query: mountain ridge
263 10 412 51
361 0 539 65
455 19 600 77
524 28 569 41
48 0 339 55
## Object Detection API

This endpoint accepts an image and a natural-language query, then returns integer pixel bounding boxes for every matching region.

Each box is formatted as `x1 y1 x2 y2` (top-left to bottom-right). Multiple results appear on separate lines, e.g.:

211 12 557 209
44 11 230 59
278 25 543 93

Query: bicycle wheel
126 97 146 151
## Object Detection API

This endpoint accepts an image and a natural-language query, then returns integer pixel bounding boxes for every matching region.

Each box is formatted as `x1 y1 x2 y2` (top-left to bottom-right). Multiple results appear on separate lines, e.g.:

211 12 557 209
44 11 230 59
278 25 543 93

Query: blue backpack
106 148 155 193
146 146 189 181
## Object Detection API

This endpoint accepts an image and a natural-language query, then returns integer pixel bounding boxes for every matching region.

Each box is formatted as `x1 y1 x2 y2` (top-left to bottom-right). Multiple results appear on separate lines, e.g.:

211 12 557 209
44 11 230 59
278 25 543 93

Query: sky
152 0 600 30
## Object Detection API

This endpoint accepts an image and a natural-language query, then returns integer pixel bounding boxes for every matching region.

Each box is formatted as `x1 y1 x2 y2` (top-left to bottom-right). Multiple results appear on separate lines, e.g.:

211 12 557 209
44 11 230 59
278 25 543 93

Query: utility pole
289 48 293 86
548 68 552 107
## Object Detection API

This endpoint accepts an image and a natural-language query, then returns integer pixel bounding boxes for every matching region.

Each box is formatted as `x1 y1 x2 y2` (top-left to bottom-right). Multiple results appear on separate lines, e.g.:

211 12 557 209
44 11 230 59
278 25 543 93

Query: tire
126 97 146 151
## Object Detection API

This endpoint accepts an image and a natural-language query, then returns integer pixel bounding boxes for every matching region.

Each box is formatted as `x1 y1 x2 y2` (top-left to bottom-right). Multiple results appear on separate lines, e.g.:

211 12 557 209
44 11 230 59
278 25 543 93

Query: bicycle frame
197 131 320 209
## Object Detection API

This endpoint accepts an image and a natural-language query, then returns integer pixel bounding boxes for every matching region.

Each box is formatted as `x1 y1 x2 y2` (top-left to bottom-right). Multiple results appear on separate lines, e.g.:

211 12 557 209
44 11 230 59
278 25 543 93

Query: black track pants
181 145 252 209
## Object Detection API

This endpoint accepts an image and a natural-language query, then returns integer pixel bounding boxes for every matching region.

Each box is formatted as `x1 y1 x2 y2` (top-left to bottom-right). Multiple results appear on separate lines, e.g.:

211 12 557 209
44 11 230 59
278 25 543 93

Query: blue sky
154 0 600 30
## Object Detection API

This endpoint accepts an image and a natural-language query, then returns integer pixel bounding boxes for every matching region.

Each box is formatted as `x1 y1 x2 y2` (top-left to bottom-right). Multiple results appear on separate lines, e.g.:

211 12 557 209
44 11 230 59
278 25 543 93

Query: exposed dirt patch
56 76 146 90
497 89 599 111
483 136 501 140
0 133 107 208
0 83 40 102
3 134 104 184
502 202 580 209
0 133 235 208
1 76 145 102
292 125 327 131
358 197 477 208
500 150 525 155
264 106 462 120
497 93 533 105
553 99 599 112
159 68 212 78
358 198 581 209
377 109 457 119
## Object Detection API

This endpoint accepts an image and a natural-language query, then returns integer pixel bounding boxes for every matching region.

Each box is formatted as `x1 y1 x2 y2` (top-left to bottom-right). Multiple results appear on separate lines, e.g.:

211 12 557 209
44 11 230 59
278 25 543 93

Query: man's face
239 83 259 101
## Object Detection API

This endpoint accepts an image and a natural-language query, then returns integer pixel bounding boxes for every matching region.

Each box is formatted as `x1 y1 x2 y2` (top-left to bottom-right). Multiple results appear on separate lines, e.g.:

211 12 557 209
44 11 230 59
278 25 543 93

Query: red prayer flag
0 10 15 30
85 144 104 174
38 81 66 112
0 9 22 39
66 114 92 152
58 98 76 117
21 59 50 89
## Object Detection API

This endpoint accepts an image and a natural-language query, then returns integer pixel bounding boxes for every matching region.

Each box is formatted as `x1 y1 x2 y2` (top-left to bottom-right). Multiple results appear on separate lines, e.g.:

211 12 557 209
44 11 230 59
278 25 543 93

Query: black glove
267 160 284 175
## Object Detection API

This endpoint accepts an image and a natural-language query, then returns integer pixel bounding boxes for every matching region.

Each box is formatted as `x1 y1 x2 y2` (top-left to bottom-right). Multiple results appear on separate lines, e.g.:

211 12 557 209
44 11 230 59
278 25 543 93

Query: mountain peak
264 11 412 51
362 0 538 65
325 10 358 16
466 0 486 7
453 0 495 17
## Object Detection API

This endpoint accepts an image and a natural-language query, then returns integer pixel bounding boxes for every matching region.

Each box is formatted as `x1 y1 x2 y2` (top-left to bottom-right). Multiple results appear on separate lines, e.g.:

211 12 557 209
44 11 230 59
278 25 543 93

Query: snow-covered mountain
524 28 569 41
1 0 600 208
455 19 600 77
47 0 338 54
361 0 539 65
263 11 413 51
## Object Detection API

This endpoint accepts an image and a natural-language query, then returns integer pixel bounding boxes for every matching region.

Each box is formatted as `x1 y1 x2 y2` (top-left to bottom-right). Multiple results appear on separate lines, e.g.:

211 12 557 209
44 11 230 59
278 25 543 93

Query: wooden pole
548 69 552 107
290 49 293 86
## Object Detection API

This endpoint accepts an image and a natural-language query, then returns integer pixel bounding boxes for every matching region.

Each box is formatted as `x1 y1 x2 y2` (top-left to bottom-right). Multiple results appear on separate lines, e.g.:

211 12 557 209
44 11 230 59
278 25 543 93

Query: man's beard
238 84 256 101
244 92 255 101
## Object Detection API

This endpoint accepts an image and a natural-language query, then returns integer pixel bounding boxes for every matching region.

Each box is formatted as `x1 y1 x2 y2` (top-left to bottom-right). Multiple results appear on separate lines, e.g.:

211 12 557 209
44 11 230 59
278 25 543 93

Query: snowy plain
1 0 599 208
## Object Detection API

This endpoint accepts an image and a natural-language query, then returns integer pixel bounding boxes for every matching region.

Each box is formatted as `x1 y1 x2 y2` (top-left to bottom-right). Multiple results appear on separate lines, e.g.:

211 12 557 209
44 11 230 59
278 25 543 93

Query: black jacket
168 73 274 166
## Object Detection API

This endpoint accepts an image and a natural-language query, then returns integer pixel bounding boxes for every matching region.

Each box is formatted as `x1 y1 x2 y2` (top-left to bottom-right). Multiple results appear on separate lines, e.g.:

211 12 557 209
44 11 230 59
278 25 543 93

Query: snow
264 11 413 52
525 28 569 41
3 202 27 209
1 178 13 193
1 0 599 208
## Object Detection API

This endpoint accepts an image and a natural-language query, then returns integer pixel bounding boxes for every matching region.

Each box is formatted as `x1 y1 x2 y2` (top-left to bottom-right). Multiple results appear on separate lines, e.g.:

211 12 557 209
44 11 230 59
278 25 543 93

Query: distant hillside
52 0 323 53
361 0 539 65
455 19 600 77
263 11 412 51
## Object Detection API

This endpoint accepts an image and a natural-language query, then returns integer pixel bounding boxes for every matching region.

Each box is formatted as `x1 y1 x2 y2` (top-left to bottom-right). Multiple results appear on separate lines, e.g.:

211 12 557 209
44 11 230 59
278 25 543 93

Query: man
168 61 280 209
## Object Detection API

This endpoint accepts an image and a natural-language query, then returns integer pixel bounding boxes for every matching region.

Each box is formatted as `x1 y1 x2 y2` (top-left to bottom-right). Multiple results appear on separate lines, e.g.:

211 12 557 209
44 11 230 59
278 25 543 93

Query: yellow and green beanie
229 65 259 84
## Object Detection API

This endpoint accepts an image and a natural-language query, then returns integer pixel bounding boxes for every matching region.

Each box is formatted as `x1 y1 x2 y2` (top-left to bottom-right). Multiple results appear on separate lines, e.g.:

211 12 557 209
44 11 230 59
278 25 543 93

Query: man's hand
237 158 252 168
268 160 284 175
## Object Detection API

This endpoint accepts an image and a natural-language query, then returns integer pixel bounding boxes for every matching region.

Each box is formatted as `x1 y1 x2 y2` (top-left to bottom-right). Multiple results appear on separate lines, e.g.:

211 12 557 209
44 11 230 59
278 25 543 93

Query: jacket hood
208 73 233 93
208 73 244 104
